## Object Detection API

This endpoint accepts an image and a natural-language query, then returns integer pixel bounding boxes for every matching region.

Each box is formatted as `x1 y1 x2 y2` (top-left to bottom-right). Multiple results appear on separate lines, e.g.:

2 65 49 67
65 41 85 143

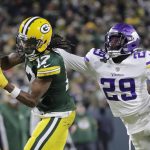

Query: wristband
10 86 21 98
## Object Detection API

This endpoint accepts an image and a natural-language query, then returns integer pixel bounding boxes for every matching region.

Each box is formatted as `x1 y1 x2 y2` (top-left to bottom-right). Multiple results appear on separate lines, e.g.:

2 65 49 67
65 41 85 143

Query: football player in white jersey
55 23 150 150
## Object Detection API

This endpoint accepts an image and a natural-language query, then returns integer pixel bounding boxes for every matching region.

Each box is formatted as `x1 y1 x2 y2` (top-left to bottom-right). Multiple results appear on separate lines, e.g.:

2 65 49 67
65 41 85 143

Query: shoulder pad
132 50 146 59
85 48 109 63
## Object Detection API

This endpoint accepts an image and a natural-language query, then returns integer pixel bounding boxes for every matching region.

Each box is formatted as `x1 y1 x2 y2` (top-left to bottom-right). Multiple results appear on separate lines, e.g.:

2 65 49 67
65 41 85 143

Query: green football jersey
25 50 76 112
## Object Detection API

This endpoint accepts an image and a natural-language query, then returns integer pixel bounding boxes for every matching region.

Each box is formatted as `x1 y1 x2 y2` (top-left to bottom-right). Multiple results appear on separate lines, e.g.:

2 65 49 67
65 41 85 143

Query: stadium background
0 0 150 150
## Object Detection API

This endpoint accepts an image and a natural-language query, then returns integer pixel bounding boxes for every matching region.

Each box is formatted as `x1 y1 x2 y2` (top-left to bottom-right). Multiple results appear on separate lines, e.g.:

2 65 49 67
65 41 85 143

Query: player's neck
112 54 130 64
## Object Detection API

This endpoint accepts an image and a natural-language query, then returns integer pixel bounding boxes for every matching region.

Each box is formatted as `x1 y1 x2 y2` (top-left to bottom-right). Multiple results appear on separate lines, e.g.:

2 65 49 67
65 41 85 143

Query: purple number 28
101 78 137 101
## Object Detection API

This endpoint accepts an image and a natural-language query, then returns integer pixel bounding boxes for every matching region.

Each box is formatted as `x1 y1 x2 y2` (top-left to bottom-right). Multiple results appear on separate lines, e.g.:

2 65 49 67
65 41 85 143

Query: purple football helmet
105 23 140 58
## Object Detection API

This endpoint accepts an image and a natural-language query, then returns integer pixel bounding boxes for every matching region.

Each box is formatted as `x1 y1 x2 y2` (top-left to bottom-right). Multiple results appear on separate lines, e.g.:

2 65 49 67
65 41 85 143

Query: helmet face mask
105 23 140 58
16 16 52 61
16 34 42 61
105 32 128 58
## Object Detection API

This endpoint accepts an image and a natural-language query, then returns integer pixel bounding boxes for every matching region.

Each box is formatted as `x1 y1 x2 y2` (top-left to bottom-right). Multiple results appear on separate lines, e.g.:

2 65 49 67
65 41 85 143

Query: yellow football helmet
16 16 52 61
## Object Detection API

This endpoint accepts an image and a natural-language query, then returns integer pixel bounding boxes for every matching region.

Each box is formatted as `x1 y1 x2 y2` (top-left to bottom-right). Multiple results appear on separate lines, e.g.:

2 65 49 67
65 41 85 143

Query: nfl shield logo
115 67 120 72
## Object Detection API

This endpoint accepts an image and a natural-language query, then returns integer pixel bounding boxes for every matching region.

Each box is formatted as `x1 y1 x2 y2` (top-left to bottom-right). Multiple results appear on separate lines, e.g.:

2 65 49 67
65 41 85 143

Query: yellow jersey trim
37 67 60 77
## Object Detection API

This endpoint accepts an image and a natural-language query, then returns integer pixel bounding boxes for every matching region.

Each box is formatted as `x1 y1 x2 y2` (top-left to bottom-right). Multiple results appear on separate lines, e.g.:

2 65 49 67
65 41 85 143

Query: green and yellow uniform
24 50 76 150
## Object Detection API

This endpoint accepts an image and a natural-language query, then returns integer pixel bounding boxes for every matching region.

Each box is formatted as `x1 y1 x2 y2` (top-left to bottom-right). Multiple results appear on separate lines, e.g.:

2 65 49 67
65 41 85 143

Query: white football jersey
56 48 150 116
56 48 150 134
55 49 150 134
85 48 150 117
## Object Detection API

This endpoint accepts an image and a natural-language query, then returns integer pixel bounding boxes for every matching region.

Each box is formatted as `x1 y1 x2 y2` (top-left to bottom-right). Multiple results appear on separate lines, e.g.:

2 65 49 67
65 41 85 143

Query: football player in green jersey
0 17 76 150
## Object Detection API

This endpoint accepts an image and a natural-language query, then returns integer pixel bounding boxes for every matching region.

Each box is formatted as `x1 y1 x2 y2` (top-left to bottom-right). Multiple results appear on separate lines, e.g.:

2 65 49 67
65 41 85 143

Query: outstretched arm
49 34 93 75
55 48 91 75
1 53 24 70
5 78 52 107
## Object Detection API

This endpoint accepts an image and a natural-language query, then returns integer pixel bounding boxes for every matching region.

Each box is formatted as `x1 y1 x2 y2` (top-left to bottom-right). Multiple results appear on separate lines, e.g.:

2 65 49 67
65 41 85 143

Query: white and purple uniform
56 48 150 150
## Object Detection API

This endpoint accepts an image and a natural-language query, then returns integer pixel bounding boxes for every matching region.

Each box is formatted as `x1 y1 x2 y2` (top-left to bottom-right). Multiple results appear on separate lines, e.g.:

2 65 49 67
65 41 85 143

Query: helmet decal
40 24 51 34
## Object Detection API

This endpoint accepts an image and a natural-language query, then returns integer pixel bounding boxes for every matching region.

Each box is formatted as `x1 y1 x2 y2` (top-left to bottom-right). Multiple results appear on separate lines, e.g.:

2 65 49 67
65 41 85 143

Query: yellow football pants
24 111 76 150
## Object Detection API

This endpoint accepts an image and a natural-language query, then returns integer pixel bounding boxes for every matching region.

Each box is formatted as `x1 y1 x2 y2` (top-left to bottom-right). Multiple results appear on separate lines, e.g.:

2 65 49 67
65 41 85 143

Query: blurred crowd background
0 0 150 150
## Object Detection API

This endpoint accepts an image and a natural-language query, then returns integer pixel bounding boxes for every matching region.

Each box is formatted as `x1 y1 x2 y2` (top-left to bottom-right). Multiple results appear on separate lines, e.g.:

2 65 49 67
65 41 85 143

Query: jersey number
26 55 50 82
37 55 50 68
101 78 137 101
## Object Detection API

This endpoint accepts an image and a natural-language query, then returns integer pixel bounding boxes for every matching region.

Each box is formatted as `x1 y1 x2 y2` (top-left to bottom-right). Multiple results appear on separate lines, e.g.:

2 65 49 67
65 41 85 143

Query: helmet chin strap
108 47 123 58
108 47 133 58
109 47 131 63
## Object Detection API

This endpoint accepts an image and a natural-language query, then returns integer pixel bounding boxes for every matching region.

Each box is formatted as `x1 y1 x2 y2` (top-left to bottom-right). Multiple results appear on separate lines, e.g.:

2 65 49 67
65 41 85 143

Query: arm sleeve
54 48 90 74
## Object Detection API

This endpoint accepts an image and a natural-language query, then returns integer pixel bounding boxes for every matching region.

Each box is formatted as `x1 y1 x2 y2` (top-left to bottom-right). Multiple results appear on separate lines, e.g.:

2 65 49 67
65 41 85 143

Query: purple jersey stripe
84 56 89 62
146 61 150 65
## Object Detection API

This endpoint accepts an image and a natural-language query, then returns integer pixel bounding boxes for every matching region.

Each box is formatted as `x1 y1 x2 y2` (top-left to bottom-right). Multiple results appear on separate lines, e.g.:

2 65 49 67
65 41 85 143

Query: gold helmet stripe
22 16 40 35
